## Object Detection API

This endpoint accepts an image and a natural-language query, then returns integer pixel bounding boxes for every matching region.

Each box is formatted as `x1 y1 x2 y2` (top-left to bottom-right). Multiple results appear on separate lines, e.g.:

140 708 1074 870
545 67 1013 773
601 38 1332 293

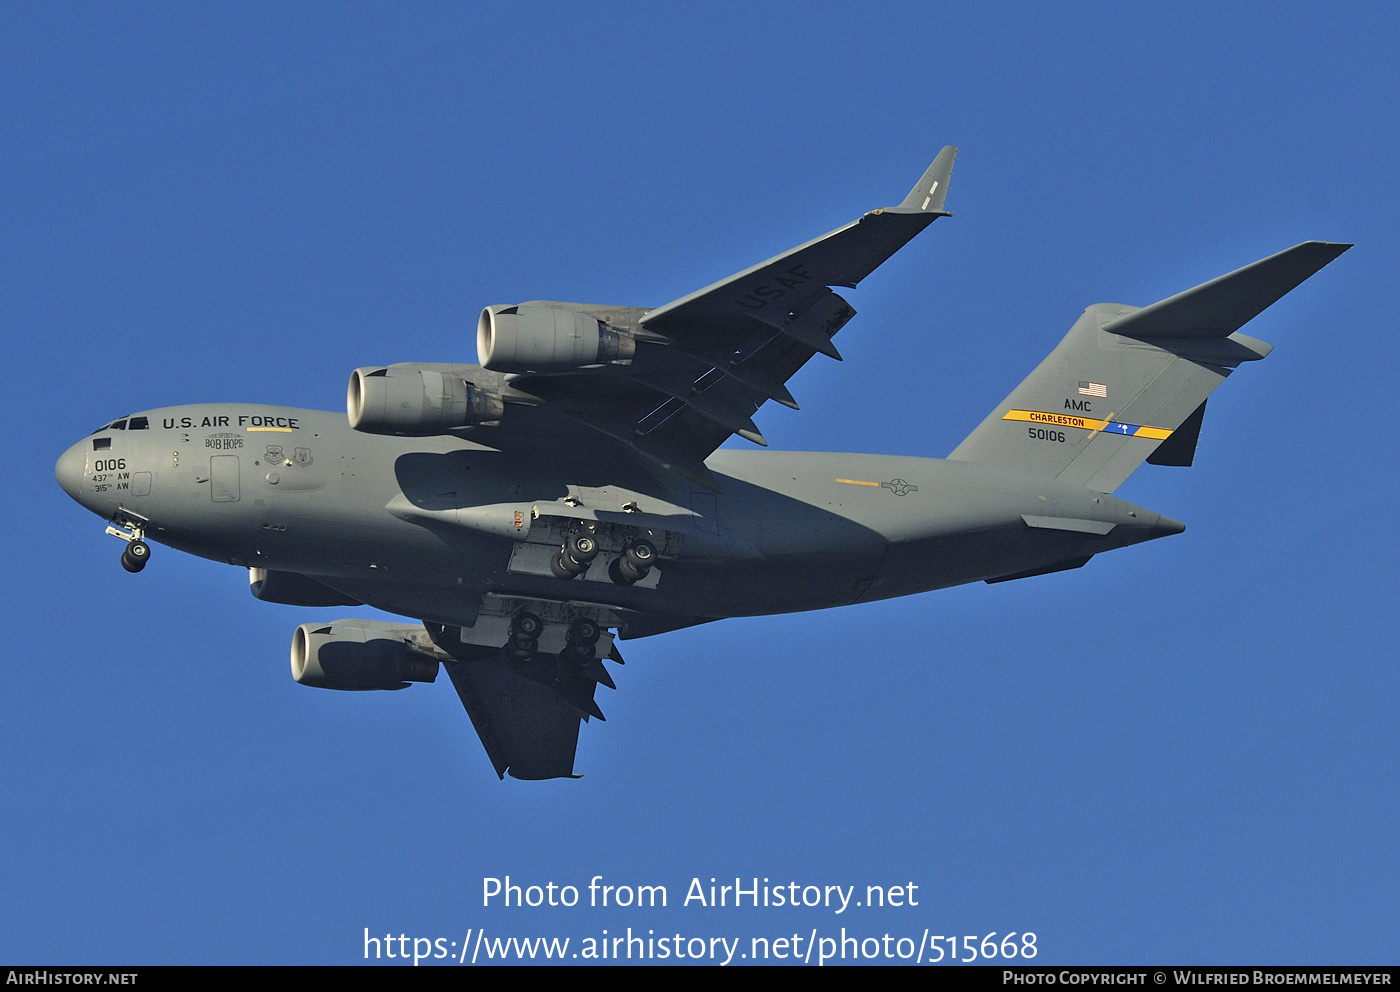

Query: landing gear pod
290 621 440 691
478 305 635 373
250 568 362 607
347 367 504 435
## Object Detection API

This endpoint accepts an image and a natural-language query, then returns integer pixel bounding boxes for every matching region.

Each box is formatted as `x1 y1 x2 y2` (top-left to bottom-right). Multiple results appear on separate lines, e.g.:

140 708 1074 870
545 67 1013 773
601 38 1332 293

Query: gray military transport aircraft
56 147 1350 780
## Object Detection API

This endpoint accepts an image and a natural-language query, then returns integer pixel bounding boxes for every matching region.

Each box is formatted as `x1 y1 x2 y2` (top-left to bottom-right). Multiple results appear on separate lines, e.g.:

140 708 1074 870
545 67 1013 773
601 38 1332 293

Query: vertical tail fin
948 242 1351 492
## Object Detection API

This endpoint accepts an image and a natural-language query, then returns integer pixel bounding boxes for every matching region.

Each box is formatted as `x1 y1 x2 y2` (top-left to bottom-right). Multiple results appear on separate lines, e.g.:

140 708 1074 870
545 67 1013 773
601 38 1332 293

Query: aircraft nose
55 441 87 501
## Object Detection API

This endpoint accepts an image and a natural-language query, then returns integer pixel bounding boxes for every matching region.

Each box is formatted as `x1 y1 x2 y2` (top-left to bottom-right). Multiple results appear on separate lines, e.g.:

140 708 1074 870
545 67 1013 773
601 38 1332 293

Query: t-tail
948 241 1351 493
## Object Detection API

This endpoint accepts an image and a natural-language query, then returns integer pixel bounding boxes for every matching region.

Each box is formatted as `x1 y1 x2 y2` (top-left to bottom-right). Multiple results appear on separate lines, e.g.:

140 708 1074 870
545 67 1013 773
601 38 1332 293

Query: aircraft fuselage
56 403 1180 629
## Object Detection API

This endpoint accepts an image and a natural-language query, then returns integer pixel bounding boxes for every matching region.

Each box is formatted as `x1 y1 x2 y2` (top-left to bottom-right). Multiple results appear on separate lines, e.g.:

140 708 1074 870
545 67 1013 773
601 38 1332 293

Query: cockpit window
91 417 142 434
93 438 111 450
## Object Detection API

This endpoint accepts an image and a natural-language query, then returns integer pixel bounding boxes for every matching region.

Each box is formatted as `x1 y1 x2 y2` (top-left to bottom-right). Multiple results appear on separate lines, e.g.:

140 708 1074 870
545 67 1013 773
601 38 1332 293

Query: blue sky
4 3 1396 965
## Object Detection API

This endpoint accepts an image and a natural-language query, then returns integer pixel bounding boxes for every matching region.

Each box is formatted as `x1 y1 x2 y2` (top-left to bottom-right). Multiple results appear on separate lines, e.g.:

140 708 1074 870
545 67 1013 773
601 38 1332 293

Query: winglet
895 145 957 214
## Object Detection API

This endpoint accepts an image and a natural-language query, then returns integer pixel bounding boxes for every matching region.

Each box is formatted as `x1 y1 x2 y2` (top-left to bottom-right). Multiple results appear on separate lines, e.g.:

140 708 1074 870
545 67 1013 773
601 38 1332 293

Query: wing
443 655 587 780
642 145 957 336
499 147 957 485
441 641 623 781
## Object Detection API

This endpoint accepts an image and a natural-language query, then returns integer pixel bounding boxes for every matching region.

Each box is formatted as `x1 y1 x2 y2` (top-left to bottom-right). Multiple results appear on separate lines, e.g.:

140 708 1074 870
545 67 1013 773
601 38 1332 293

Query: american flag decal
1078 381 1107 398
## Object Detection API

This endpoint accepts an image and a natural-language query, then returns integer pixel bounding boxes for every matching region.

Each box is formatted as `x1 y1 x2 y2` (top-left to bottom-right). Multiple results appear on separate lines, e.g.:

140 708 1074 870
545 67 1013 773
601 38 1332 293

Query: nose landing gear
106 514 151 573
120 540 150 573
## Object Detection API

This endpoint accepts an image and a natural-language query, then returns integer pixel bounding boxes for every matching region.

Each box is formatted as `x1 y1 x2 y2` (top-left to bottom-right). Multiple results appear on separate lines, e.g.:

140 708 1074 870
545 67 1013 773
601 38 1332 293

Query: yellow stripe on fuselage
836 478 881 486
1002 409 1173 441
246 426 295 432
1134 426 1173 441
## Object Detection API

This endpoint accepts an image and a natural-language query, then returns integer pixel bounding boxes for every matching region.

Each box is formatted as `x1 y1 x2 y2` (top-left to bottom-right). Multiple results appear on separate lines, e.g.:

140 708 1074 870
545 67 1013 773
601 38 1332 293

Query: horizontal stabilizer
1104 242 1351 339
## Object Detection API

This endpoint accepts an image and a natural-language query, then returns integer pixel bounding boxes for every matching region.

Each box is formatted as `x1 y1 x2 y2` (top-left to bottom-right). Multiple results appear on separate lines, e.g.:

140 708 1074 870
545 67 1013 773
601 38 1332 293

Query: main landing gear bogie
550 520 659 587
503 611 544 665
501 610 607 671
550 533 599 580
562 617 601 669
608 538 656 586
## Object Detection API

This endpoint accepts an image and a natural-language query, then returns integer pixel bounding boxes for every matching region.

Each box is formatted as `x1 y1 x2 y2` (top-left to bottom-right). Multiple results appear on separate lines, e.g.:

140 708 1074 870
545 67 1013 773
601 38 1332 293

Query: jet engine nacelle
478 305 635 373
290 621 440 691
347 366 504 435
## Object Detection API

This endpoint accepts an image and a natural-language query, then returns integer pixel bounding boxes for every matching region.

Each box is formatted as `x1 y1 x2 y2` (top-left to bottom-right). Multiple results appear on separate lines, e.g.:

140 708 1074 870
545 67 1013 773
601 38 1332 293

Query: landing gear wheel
551 549 586 579
511 612 544 639
120 540 149 573
610 554 649 585
561 639 595 668
566 532 599 564
567 618 601 645
624 539 656 570
503 638 537 666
